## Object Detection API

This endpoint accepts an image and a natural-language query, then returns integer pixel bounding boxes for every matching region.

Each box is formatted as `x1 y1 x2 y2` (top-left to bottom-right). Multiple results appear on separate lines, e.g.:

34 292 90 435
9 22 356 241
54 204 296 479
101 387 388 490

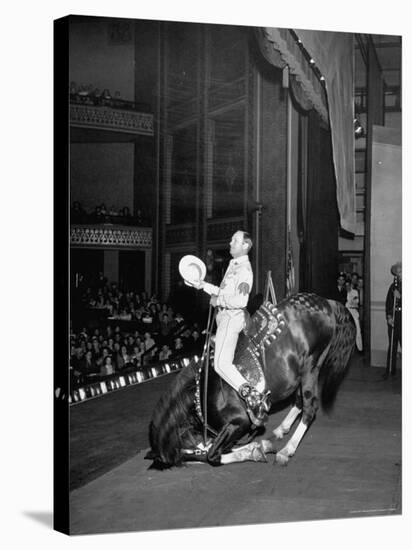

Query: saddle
193 301 287 429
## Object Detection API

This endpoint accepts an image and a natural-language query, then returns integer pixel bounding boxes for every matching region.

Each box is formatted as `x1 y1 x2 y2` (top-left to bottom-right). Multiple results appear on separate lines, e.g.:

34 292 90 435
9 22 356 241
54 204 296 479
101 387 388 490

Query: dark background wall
259 64 288 299
70 143 134 212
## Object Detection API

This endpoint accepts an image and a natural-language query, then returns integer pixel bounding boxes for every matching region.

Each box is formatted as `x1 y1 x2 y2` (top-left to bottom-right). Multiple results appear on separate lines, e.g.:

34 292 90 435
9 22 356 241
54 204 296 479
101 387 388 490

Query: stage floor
69 356 402 535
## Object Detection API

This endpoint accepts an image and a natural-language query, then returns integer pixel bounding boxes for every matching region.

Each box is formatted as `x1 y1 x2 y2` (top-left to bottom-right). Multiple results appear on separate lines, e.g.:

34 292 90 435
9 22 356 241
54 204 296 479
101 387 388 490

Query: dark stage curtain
303 111 339 298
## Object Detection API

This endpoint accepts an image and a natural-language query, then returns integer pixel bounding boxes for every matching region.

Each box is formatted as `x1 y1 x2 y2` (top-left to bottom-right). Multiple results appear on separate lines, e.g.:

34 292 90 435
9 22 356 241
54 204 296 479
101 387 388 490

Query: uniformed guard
383 261 402 379
193 230 269 421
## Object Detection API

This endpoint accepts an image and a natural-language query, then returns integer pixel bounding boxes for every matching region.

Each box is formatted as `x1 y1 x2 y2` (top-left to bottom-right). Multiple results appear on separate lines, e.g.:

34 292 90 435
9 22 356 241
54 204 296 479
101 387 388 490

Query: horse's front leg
273 387 302 439
275 360 320 465
272 404 302 439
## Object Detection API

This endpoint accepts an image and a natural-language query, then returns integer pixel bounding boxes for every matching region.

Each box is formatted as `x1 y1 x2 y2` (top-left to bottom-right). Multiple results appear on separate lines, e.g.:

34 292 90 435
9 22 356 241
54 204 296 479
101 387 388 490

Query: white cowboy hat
179 255 206 286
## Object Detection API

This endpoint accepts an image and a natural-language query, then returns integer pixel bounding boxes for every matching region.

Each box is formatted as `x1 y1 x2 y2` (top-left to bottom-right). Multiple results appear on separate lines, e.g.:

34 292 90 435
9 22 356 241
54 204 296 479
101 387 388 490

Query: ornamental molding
70 104 154 136
70 225 152 248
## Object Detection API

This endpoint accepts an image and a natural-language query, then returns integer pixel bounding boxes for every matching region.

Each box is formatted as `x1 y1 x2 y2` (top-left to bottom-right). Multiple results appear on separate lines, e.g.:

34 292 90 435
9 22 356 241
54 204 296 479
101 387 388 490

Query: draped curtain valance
256 27 355 235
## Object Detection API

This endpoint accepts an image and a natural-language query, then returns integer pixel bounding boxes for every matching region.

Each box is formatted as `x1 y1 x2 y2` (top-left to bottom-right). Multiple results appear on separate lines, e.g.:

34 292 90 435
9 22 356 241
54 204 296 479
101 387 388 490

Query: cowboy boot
239 383 271 426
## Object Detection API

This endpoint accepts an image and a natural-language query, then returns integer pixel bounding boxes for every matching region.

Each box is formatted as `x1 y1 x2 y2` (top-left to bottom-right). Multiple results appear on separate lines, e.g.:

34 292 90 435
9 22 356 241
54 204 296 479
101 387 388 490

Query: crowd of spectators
332 271 363 312
70 277 204 389
332 270 364 351
71 201 148 226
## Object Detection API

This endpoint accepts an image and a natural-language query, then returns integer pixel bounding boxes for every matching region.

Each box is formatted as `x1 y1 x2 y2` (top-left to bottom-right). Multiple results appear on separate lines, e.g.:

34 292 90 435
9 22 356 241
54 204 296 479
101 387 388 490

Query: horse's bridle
192 303 218 444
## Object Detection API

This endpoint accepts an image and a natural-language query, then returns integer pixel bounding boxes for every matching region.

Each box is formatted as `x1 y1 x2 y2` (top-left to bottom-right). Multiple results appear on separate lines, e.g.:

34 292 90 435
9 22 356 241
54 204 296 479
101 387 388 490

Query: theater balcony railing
70 100 154 136
70 224 152 249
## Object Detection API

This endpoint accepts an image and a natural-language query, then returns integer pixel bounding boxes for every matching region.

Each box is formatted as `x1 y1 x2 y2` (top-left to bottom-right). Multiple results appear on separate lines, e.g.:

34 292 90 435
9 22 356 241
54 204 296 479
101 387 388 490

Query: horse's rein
202 303 217 446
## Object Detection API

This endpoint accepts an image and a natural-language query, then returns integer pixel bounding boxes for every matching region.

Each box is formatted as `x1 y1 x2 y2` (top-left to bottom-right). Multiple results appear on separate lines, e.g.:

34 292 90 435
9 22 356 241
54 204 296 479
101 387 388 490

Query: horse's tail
147 362 198 468
320 300 356 411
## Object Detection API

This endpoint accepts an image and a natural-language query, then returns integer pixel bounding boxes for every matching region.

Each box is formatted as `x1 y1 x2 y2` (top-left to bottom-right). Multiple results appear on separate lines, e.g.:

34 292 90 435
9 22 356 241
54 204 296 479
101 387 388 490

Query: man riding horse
188 230 270 424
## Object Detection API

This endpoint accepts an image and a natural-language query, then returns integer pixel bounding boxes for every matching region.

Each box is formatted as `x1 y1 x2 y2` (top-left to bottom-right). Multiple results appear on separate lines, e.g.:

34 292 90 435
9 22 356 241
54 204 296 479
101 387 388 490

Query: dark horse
146 293 356 469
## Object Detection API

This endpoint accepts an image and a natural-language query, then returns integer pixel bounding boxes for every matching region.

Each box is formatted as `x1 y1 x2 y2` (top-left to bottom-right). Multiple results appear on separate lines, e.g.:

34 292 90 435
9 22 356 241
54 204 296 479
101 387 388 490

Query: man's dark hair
242 231 253 252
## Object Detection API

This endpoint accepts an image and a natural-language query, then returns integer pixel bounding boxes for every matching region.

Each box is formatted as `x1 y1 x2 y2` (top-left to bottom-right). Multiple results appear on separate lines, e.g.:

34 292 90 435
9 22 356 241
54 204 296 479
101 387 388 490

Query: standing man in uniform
193 230 269 422
383 261 402 379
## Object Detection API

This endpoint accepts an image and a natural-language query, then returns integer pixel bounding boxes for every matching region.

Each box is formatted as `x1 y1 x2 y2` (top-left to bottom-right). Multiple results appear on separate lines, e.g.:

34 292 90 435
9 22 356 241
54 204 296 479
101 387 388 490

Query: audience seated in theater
69 279 216 393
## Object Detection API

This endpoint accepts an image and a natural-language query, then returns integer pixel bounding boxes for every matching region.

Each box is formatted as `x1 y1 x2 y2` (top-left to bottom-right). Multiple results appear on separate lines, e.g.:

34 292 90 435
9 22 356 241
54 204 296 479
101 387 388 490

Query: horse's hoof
272 427 285 440
251 441 268 462
260 439 276 454
275 451 290 466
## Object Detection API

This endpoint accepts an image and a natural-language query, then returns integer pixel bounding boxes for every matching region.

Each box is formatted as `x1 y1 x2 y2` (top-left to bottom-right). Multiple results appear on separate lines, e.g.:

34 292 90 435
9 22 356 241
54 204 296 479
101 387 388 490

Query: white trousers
213 310 250 391
348 307 363 351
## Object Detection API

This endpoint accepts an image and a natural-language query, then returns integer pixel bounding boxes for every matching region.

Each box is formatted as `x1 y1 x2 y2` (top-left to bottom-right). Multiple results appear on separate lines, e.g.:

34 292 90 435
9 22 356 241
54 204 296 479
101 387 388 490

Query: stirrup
239 384 271 426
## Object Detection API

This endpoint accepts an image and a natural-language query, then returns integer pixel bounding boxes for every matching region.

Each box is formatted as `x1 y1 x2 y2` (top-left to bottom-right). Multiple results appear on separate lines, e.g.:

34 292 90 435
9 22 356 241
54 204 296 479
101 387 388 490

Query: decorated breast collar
234 302 288 393
248 301 287 350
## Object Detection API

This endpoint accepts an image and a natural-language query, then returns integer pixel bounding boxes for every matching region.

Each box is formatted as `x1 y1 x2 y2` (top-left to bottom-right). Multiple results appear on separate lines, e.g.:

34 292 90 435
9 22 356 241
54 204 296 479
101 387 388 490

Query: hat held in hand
179 255 206 287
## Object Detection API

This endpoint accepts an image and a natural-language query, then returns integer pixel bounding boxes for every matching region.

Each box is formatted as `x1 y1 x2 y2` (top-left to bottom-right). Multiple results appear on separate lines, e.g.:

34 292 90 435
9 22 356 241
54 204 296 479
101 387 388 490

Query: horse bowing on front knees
146 293 356 469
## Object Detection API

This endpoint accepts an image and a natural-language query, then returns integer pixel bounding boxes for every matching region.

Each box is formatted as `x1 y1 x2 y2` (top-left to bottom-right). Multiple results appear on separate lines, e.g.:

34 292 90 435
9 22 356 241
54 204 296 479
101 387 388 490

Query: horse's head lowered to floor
146 293 356 469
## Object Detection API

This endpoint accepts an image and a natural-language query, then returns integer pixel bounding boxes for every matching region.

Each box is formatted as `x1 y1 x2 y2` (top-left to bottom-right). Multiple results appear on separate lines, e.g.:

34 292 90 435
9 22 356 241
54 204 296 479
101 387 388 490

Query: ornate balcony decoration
70 225 152 248
70 104 154 136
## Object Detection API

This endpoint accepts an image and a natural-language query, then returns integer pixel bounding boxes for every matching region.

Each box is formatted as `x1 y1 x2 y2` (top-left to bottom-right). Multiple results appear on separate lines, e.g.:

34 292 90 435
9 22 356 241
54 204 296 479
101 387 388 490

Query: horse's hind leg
220 440 269 464
273 390 302 440
207 421 249 466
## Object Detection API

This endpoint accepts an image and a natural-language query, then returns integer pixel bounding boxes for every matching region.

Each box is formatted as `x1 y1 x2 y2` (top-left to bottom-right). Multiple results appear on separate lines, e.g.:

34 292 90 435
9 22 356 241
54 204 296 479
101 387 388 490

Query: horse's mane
148 363 200 468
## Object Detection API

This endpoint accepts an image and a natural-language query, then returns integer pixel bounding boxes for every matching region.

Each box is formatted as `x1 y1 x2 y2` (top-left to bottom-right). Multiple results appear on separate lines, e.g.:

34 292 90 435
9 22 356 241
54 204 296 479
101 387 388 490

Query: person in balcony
71 201 86 223
120 206 131 223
